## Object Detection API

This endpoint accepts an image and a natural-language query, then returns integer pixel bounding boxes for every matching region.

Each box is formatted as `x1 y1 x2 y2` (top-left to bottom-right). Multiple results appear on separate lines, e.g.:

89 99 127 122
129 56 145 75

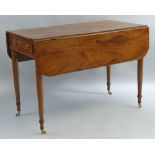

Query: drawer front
9 35 33 57
34 27 149 76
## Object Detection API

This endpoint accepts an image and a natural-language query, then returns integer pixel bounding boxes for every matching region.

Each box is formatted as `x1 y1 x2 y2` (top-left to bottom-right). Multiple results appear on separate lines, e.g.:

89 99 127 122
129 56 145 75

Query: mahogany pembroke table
6 20 149 134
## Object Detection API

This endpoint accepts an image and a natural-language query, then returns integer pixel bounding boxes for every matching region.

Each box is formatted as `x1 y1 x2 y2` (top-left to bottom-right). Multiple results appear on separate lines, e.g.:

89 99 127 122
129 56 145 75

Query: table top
7 20 149 76
8 20 147 40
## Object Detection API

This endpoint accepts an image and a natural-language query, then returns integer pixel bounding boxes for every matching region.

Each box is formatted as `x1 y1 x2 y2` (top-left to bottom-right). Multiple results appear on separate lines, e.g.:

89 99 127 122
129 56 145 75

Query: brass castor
41 128 46 134
138 104 142 108
108 90 112 95
16 111 20 116
138 96 142 108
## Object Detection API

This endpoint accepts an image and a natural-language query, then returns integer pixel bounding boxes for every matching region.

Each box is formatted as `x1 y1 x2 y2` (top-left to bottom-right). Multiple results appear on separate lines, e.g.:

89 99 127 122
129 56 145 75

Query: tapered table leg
137 59 143 108
35 67 46 134
11 52 21 116
107 65 112 95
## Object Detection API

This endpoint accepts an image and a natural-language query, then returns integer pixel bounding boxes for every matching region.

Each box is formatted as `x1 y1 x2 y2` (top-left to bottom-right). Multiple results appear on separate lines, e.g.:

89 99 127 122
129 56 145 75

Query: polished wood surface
6 20 149 134
34 27 149 76
11 52 21 116
35 67 46 134
7 21 149 76
137 59 143 108
7 20 144 40
6 32 33 61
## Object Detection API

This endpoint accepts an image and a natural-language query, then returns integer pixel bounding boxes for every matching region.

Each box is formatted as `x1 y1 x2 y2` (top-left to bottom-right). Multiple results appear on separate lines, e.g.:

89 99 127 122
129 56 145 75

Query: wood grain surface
7 20 145 40
34 27 149 76
6 20 149 66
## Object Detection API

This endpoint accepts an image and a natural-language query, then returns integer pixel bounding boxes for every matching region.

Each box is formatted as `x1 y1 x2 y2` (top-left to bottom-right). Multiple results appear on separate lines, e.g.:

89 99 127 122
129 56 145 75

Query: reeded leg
36 67 46 134
11 52 21 116
137 59 143 108
107 65 112 95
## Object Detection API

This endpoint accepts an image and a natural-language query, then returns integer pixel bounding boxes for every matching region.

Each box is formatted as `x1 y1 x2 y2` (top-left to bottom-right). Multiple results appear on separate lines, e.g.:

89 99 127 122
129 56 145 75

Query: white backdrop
0 16 154 138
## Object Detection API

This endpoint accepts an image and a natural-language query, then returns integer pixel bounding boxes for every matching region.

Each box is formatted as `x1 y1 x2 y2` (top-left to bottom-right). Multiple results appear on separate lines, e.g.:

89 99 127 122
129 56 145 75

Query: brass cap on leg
16 111 20 116
41 128 46 134
108 90 112 95
138 103 142 108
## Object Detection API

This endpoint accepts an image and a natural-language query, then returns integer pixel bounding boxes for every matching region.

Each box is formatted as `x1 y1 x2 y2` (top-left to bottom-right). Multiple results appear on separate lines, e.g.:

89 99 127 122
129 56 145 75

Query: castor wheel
138 104 142 108
41 128 46 134
108 90 112 95
16 111 20 116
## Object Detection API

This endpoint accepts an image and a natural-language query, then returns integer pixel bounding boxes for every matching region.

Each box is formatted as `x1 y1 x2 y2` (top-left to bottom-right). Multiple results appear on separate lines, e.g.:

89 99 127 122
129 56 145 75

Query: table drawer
9 35 33 57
